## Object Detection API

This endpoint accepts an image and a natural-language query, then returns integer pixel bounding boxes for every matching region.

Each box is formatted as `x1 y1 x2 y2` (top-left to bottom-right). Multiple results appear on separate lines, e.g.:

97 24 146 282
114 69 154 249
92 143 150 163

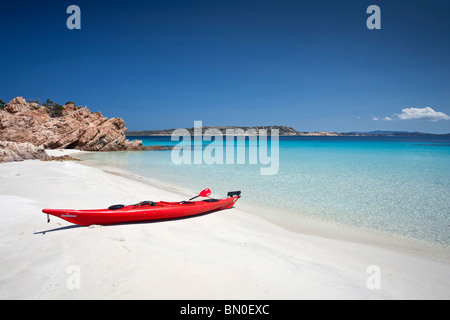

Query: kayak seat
139 201 156 206
203 199 219 202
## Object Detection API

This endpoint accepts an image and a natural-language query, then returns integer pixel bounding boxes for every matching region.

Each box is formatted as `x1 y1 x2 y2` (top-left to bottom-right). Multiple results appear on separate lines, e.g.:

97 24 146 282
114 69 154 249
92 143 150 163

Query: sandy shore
0 153 449 299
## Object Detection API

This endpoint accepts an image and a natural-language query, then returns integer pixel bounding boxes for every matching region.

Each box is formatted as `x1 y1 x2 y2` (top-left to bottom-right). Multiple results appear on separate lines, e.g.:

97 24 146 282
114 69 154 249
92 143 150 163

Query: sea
77 135 450 249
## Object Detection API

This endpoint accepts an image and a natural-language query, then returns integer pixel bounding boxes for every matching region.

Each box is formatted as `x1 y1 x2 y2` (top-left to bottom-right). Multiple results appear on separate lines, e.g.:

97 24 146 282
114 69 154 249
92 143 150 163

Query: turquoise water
78 136 450 246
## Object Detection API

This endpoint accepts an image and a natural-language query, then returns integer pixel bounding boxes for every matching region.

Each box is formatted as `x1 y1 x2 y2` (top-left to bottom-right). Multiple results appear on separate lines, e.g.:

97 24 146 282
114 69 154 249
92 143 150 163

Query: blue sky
1 0 449 133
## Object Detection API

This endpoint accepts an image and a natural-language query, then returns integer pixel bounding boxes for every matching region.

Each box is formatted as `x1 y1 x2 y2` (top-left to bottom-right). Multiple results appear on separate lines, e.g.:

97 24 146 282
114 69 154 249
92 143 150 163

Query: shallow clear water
78 135 450 246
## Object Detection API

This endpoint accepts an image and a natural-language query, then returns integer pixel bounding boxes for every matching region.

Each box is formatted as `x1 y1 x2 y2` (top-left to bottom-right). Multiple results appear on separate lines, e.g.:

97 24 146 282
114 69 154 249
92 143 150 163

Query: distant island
126 126 449 137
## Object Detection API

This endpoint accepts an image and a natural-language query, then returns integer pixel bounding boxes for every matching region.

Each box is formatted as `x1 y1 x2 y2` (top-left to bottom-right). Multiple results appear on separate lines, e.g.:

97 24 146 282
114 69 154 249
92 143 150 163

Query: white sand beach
0 153 449 300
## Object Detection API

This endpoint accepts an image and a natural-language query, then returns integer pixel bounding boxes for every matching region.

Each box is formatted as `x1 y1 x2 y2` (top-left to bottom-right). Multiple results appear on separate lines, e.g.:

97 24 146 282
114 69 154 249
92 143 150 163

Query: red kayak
42 190 241 226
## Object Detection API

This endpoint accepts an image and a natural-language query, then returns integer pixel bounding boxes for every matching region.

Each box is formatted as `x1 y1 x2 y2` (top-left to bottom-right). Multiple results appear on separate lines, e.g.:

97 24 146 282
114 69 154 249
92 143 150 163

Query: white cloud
396 107 450 121
372 107 450 122
371 116 393 121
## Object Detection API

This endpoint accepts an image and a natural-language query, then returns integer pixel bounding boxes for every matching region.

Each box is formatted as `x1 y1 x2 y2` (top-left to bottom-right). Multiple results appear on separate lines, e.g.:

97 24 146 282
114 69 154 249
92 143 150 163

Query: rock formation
0 97 145 151
0 141 49 163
